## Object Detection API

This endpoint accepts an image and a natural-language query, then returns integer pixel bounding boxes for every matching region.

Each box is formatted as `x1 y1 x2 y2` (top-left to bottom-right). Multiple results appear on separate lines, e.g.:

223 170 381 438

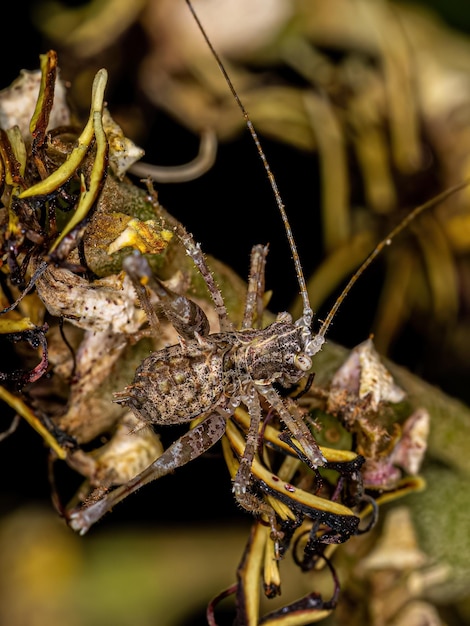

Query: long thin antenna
185 0 470 344
185 0 313 327
317 178 470 338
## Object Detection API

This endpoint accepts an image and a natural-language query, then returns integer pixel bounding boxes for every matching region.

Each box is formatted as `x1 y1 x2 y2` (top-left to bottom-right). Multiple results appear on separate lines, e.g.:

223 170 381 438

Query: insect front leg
242 244 268 330
173 221 234 332
260 385 326 469
123 251 210 340
67 411 226 534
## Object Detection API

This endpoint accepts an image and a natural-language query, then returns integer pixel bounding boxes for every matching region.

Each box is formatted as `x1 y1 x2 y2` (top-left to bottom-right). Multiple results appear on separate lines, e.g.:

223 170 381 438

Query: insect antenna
185 0 470 351
185 0 313 329
316 178 470 341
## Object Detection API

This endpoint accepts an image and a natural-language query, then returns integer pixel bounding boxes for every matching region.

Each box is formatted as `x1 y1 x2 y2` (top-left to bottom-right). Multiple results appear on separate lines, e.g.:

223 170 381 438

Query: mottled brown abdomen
123 342 226 424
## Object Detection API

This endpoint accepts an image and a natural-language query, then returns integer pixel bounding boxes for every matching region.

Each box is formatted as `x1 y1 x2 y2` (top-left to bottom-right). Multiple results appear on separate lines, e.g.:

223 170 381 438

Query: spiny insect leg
232 386 280 535
173 221 234 332
242 244 269 330
233 385 263 500
123 252 210 339
68 412 226 534
260 386 326 469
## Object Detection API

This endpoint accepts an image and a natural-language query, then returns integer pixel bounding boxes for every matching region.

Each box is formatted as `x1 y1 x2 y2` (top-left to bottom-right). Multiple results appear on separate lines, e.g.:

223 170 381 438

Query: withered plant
1 2 470 626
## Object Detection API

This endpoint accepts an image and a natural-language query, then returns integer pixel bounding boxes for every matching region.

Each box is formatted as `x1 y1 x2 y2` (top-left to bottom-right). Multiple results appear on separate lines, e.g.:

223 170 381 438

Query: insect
68 223 327 533
66 0 468 537
64 13 335 533
0 7 467 626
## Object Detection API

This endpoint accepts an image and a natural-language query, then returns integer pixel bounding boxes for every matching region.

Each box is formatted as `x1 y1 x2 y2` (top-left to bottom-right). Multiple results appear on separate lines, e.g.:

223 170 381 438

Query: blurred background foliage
2 1 470 625
11 0 470 395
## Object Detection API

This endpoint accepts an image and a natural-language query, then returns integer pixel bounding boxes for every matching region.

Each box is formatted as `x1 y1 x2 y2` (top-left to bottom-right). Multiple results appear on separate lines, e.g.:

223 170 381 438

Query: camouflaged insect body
2 5 467 624
121 320 311 423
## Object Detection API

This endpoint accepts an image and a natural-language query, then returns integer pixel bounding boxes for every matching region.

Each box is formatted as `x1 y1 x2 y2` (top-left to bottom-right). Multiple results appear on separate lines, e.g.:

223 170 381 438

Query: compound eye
276 311 292 323
294 353 312 372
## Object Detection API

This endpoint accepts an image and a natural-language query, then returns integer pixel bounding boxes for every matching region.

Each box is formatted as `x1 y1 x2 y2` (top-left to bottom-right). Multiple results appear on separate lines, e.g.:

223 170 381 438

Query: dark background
2 0 470 526
1 3 470 625
1 0 470 517
4 0 470 333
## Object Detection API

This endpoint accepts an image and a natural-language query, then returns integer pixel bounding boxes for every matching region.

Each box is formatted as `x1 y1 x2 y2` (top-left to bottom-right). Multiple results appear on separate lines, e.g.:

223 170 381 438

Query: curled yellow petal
107 218 173 255
29 50 58 144
238 522 266 626
19 68 108 199
49 69 109 253
263 528 282 597
0 386 66 459
233 407 358 464
0 317 37 334
226 418 357 519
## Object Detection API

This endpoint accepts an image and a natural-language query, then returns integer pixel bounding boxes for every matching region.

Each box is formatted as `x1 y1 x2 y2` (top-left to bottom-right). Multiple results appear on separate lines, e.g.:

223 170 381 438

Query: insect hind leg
67 411 226 534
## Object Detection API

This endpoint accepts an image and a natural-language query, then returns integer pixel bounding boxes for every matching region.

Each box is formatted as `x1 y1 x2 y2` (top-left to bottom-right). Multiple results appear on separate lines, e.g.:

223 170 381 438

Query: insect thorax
233 321 309 387
119 320 309 426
